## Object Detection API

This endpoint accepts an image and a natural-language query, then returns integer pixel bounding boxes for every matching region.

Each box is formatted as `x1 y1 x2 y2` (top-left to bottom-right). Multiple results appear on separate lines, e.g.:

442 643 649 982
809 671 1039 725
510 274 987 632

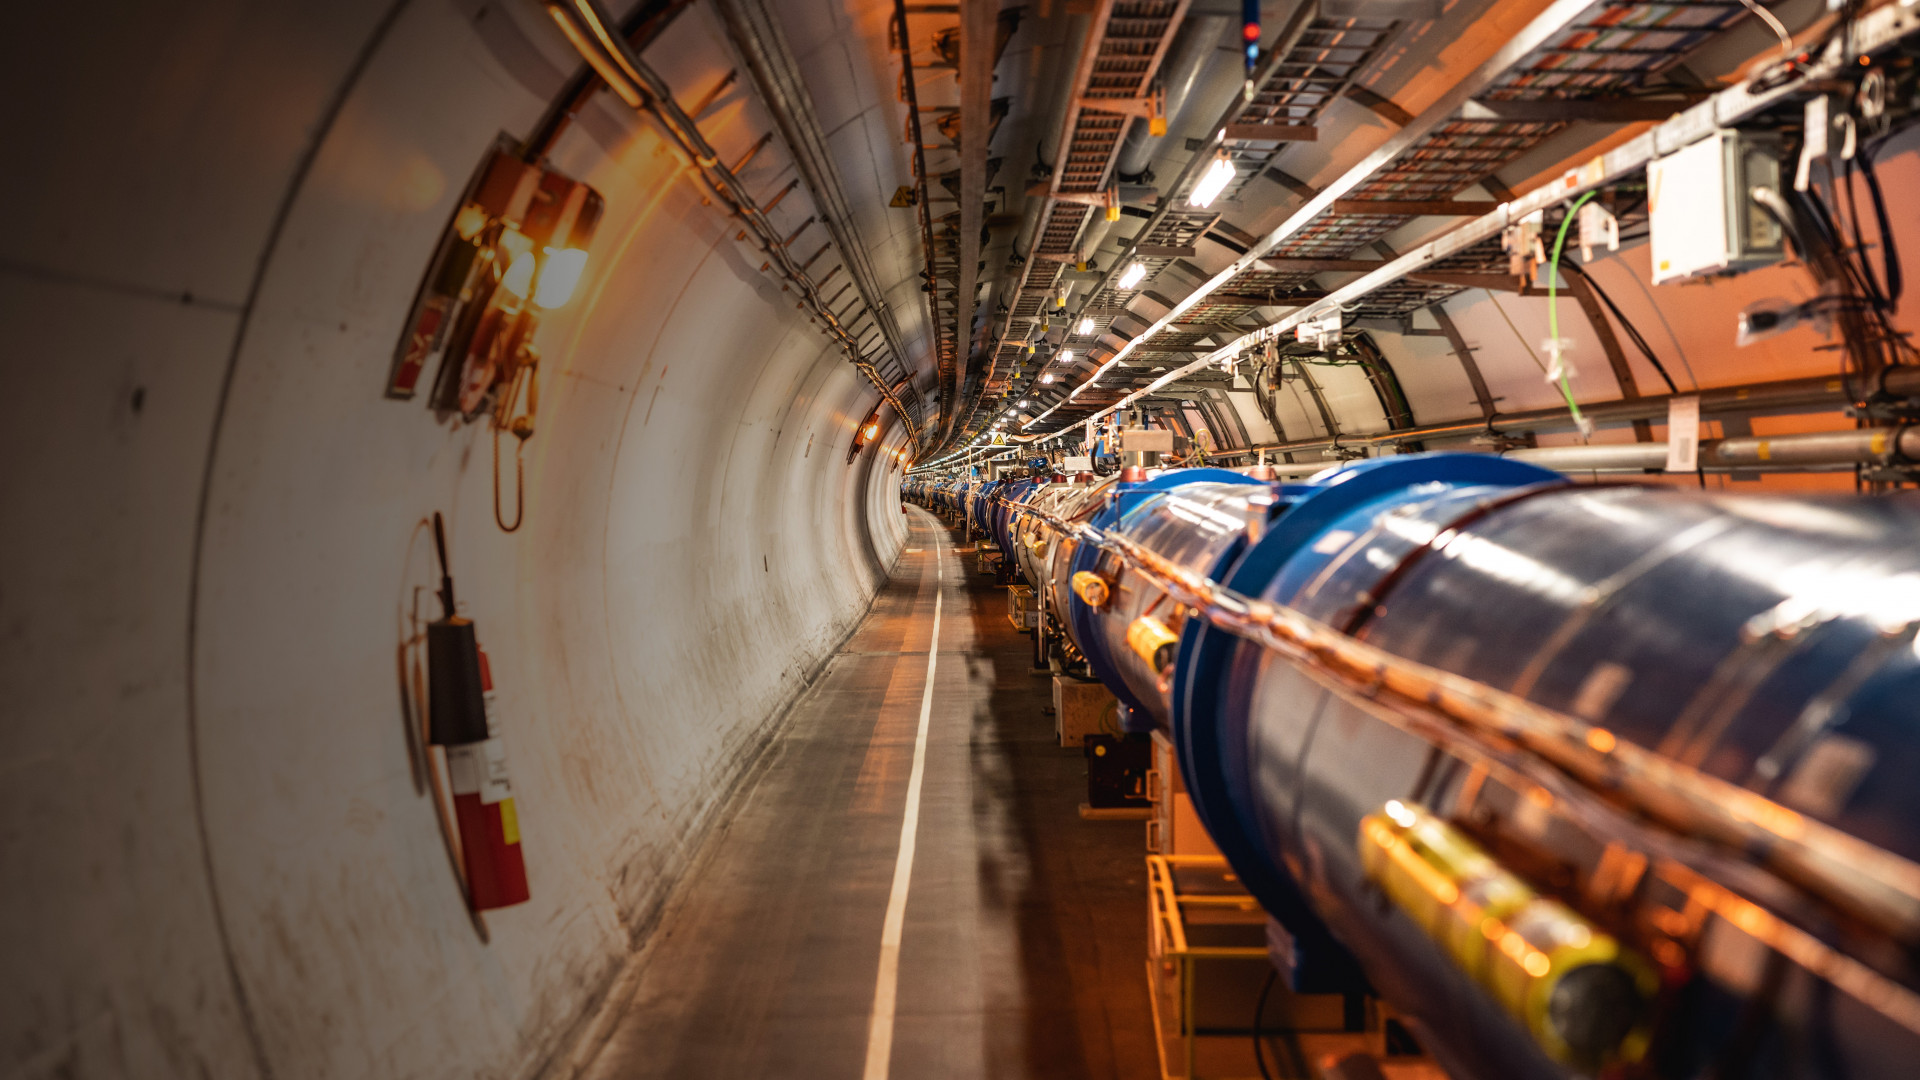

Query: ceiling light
1078 317 1095 335
1041 373 1055 384
1189 152 1236 209
1118 261 1146 290
1060 349 1073 364
863 420 880 440
1019 400 1030 408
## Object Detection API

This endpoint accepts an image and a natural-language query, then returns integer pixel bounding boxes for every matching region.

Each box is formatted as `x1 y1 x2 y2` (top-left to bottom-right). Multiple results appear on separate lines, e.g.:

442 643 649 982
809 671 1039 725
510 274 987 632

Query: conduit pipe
1100 367 1920 459
547 0 921 442
714 0 925 435
1209 424 1920 476
1114 16 1232 179
1507 426 1920 472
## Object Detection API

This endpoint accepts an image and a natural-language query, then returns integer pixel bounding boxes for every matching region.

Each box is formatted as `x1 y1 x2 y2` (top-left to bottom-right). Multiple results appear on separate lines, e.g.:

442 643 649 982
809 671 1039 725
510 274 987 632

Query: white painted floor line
861 532 942 1080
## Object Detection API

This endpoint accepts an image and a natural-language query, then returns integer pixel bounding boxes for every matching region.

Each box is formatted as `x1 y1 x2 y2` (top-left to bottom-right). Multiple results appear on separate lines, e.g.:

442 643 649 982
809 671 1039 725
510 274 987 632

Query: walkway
576 506 1157 1080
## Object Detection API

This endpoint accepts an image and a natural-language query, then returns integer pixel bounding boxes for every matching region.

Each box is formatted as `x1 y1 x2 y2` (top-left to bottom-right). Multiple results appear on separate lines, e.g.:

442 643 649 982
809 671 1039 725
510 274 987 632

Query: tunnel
9 1 1920 1078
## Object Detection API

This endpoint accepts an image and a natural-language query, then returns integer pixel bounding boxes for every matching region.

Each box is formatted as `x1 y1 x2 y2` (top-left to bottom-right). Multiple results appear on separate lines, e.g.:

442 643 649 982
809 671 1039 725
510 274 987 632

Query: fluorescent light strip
1188 153 1235 208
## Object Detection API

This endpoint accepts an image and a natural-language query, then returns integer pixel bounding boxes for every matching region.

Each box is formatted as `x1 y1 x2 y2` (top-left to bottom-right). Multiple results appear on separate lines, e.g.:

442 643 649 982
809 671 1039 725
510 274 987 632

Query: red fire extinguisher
427 513 531 911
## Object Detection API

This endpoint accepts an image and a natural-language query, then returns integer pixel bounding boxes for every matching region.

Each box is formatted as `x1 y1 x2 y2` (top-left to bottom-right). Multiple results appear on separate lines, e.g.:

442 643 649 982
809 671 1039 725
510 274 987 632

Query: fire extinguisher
427 512 531 911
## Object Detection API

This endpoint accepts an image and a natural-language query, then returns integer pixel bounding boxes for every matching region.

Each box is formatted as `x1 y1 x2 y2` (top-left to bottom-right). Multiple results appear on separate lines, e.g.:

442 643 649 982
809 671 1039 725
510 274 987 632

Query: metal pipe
1115 16 1231 179
549 0 919 440
893 0 949 438
715 0 924 436
1059 0 1325 356
1506 426 1920 472
1201 369 1920 460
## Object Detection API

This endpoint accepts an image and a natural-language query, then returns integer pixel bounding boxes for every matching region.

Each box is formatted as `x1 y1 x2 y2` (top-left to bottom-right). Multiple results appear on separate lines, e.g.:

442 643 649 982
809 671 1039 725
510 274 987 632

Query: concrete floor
576 507 1159 1080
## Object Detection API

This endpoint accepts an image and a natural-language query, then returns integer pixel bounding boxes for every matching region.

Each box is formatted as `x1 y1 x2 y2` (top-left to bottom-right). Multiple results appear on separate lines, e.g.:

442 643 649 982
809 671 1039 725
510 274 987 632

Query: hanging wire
1562 262 1682 395
1738 0 1797 57
1547 192 1598 436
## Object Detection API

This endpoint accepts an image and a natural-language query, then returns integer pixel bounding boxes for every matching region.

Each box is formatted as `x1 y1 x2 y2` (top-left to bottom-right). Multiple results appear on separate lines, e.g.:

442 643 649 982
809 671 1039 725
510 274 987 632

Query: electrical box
1053 674 1116 747
1647 130 1784 284
1119 428 1174 453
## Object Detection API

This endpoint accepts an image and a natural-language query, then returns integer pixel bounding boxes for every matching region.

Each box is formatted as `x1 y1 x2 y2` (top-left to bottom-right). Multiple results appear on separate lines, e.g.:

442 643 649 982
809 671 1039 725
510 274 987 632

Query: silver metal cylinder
1505 425 1918 472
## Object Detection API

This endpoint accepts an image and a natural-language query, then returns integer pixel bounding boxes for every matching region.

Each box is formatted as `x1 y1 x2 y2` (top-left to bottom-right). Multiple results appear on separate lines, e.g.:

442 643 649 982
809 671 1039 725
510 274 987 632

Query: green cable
1547 191 1596 432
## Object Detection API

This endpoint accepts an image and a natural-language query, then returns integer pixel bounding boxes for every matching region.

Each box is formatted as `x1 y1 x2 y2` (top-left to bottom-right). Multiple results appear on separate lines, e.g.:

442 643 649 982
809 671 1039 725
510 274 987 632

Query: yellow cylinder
1358 801 1655 1067
1126 615 1180 669
1071 570 1111 608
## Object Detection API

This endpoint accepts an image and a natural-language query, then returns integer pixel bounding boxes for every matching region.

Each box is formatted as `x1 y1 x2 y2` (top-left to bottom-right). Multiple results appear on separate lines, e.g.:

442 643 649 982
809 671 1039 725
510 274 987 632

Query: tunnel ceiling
501 0 1913 468
786 0 1890 469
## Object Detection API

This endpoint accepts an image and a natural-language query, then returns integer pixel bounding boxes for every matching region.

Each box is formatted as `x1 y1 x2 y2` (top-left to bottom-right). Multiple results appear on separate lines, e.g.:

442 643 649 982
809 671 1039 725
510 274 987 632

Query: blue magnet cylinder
909 455 1920 1078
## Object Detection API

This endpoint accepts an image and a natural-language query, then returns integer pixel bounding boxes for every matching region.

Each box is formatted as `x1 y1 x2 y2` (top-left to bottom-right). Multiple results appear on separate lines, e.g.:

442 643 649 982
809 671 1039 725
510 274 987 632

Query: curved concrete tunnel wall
4 2 913 1077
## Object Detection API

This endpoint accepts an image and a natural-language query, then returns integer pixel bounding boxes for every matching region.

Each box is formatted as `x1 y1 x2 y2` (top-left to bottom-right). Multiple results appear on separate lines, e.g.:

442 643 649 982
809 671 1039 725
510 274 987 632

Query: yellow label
1757 440 1772 461
499 798 520 845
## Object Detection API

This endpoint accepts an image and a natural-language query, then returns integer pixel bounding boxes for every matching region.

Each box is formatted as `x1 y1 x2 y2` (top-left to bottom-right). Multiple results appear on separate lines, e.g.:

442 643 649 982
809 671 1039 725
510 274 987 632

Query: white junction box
1647 130 1785 284
1118 428 1174 453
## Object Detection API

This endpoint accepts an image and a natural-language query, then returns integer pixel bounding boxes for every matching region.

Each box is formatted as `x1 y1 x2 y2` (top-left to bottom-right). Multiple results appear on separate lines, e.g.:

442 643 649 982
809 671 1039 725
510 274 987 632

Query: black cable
1562 262 1682 394
1833 156 1889 310
1254 969 1279 1080
1856 146 1901 306
1771 181 1906 394
1799 175 1918 371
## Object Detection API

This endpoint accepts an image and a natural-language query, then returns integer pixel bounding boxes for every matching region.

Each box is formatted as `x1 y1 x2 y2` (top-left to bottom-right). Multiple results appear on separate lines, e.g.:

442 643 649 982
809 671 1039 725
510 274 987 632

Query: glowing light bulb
1118 261 1146 289
1060 349 1073 364
1041 373 1055 384
1188 153 1236 209
534 247 590 308
1019 400 1030 408
500 249 537 300
863 421 880 440
453 204 489 240
1078 316 1095 334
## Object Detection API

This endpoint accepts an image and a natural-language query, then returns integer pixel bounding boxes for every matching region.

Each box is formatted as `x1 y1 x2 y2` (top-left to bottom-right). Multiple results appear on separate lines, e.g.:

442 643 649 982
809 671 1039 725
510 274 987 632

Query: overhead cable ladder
1025 0 1759 436
544 0 922 444
1026 0 1920 443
